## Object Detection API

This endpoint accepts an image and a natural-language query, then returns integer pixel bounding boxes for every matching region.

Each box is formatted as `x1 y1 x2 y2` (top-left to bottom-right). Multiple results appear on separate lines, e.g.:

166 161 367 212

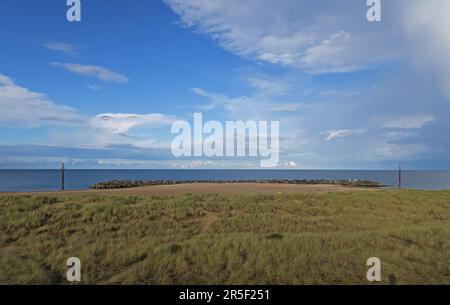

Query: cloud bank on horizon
0 0 450 169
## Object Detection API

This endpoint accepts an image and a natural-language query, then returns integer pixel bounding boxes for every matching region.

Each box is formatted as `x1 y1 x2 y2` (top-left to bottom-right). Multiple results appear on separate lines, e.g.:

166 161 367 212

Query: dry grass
1 190 450 284
0 183 374 197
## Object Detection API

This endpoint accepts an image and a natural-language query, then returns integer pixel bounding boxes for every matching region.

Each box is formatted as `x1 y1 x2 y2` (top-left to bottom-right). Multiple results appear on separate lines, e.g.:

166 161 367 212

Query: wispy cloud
370 143 429 161
192 87 232 110
322 129 366 141
51 62 129 84
380 114 433 129
0 73 175 151
193 87 301 113
247 77 290 96
44 41 79 56
166 0 396 73
91 113 176 135
269 103 302 112
87 84 103 91
0 74 83 127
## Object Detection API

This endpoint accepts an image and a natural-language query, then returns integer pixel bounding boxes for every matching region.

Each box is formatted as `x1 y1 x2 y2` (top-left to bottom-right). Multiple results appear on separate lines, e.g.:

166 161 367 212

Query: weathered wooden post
61 162 65 191
398 165 402 189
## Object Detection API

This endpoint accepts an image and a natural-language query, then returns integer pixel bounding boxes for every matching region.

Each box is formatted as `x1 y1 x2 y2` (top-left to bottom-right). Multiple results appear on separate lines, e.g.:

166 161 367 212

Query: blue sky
1 0 450 169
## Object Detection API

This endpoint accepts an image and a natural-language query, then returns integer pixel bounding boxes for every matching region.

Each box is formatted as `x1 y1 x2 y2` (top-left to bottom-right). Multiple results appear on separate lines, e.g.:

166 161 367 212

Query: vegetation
1 190 450 284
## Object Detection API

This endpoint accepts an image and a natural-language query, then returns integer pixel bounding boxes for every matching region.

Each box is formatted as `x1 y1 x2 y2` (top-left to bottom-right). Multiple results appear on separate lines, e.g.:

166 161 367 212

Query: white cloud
247 77 290 96
91 113 175 135
279 160 298 168
371 143 429 161
381 114 433 129
319 89 360 97
0 74 175 150
382 130 417 141
0 74 83 127
44 41 78 56
167 0 450 79
296 31 363 74
269 103 302 112
166 0 396 73
193 87 301 113
87 84 102 91
51 62 129 83
322 129 366 141
192 87 233 110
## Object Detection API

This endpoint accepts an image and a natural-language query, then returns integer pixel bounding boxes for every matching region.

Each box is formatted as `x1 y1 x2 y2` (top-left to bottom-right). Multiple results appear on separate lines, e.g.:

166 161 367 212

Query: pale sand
0 183 378 197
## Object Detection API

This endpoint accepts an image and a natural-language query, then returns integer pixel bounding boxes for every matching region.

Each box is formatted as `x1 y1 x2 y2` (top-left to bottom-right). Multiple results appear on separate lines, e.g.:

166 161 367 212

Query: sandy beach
0 183 378 197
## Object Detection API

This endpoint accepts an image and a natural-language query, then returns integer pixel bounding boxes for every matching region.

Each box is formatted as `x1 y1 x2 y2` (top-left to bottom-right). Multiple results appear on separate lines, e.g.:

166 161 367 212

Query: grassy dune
1 190 450 284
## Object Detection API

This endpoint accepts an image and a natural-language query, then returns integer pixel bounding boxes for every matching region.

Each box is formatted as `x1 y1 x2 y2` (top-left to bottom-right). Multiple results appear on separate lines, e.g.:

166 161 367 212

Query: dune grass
1 190 450 284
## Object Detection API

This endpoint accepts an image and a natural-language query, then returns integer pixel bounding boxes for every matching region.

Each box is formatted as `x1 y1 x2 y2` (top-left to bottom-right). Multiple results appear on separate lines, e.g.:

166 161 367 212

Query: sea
0 169 450 192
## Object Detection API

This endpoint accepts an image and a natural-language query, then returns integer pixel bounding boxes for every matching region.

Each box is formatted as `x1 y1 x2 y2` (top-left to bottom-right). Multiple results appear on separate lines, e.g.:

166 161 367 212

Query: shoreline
0 182 383 196
90 179 384 190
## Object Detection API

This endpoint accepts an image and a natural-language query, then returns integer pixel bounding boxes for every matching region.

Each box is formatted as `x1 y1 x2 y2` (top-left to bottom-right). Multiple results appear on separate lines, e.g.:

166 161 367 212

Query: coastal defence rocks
90 179 384 190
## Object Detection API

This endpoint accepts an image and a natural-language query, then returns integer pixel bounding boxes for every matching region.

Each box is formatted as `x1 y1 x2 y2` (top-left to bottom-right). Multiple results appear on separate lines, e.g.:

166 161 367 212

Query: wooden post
61 162 65 191
398 165 402 189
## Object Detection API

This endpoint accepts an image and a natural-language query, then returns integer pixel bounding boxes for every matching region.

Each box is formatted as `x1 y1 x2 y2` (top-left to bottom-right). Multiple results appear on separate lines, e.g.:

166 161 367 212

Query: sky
1 0 450 169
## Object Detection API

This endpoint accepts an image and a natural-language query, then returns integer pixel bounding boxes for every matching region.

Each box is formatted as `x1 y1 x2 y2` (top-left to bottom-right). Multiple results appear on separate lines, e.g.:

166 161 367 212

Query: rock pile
90 179 384 190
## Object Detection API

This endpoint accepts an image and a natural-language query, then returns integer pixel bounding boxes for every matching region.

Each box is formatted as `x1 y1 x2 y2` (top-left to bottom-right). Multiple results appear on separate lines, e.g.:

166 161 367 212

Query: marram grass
1 190 450 284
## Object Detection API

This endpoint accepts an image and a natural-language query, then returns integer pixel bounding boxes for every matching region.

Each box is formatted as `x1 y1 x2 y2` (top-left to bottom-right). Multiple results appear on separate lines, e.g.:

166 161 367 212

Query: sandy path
0 183 377 197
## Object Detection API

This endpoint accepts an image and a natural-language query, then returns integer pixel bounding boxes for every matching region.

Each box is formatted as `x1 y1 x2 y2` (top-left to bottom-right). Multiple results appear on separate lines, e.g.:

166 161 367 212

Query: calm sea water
0 170 450 192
